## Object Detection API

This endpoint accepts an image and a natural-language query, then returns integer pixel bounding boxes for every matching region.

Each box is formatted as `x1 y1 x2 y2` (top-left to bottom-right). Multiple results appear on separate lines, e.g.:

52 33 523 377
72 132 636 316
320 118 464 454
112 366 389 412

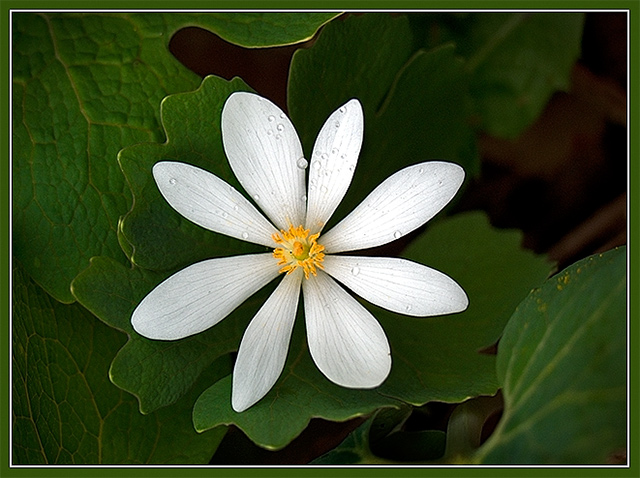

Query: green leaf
12 13 197 302
117 75 257 272
288 14 479 227
378 212 552 404
476 247 627 464
71 255 271 414
312 408 446 464
136 12 341 47
13 12 339 303
12 263 226 464
311 419 380 465
456 13 584 137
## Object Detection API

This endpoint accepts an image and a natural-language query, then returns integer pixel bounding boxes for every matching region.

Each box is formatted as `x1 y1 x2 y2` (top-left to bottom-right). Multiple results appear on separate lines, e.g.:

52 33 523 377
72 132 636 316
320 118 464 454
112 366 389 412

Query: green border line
3 2 637 477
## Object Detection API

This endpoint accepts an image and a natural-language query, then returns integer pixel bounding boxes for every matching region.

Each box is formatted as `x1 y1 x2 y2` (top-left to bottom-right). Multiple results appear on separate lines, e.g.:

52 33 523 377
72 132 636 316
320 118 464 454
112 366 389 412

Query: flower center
272 225 325 279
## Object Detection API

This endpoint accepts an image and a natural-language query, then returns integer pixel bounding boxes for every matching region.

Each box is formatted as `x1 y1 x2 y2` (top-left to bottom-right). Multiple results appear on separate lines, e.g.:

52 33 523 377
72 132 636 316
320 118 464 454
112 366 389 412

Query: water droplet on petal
267 115 275 122
312 160 322 170
275 134 282 140
266 129 273 136
254 194 260 201
405 304 413 313
296 157 308 169
334 121 340 128
241 231 249 240
280 112 286 119
169 178 177 185
351 266 360 276
331 147 338 155
301 194 307 202
221 211 228 218
321 153 329 160
277 123 284 132
339 106 346 113
418 167 425 174
393 230 402 239
233 204 239 211
320 185 328 194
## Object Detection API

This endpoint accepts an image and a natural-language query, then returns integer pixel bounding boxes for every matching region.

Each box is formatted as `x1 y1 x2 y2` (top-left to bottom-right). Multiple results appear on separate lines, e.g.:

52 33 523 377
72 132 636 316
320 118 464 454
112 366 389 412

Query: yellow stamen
272 225 325 279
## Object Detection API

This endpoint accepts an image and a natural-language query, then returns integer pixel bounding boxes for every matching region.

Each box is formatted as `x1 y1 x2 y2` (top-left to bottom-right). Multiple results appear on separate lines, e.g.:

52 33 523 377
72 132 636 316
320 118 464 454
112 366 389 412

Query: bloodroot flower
132 92 468 412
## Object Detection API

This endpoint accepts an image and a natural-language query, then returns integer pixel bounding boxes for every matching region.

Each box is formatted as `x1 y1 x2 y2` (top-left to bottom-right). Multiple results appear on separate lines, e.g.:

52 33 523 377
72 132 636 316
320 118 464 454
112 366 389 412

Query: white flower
132 92 468 412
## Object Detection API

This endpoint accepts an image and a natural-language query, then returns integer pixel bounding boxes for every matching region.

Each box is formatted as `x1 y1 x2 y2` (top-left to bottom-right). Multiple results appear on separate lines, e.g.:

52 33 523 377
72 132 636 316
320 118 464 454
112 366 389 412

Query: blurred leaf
12 263 226 464
311 420 379 465
453 12 584 137
312 409 446 464
12 11 341 303
289 14 479 228
476 247 626 464
442 395 503 463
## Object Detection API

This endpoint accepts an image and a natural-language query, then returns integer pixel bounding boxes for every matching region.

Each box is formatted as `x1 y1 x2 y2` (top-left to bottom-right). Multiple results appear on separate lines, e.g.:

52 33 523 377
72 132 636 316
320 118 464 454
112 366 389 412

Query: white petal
222 92 306 230
131 254 280 340
322 255 468 317
153 161 279 247
305 99 363 233
302 270 391 388
232 268 302 412
320 162 465 253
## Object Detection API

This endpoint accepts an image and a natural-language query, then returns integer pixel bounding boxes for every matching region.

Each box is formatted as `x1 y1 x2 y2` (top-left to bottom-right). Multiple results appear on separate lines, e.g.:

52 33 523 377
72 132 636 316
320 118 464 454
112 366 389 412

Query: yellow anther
272 225 325 279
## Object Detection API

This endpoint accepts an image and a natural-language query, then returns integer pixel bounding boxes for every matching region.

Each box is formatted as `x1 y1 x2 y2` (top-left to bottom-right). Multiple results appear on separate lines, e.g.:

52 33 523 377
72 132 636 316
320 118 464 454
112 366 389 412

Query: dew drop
267 129 273 136
296 157 308 169
339 106 346 114
393 230 402 239
405 304 413 313
320 185 328 194
169 178 177 185
301 194 307 202
334 121 340 128
267 115 275 122
418 167 424 174
241 231 249 240
221 211 228 218
233 204 239 212
351 266 360 276
280 112 286 119
275 134 282 140
312 160 322 170
323 169 331 177
276 123 285 132
321 153 329 160
254 194 260 201
331 147 338 155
